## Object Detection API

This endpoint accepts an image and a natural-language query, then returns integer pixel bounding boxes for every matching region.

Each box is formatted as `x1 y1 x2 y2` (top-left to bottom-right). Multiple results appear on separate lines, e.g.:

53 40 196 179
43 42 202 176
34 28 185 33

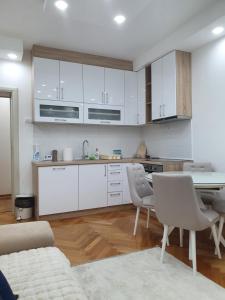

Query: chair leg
160 224 169 263
211 224 222 259
179 228 184 247
218 216 225 248
146 208 150 229
189 231 192 261
190 230 197 276
133 207 140 236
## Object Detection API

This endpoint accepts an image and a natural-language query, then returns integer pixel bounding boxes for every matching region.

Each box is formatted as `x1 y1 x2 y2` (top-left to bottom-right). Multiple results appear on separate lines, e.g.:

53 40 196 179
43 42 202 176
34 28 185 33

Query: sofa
0 221 87 300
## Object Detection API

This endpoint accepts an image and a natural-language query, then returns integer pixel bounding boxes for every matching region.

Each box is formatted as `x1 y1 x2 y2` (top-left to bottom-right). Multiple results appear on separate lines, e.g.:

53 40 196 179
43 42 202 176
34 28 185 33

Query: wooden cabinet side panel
163 162 183 172
176 51 192 118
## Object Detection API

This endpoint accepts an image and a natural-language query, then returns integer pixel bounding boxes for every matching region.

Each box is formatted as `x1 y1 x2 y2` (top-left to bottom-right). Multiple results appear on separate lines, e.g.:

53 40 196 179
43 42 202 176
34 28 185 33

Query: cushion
213 199 225 214
0 271 18 300
0 221 54 255
0 247 88 299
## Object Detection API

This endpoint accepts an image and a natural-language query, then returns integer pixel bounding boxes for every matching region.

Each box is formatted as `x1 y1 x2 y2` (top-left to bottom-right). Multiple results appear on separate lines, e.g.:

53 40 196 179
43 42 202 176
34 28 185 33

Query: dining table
145 171 225 253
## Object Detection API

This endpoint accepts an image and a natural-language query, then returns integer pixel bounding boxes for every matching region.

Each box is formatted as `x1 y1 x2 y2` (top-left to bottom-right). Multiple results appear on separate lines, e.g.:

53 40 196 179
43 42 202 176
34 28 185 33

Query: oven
141 163 163 173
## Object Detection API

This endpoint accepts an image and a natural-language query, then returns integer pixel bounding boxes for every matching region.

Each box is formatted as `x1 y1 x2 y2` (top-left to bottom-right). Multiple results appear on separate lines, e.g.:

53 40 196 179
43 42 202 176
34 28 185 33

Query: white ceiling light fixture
114 15 126 25
212 26 224 35
7 53 18 60
54 0 68 11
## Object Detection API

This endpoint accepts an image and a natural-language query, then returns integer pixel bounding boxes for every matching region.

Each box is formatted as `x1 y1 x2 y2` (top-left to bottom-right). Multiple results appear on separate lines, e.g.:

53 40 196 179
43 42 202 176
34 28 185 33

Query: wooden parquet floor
1 206 225 288
0 196 11 213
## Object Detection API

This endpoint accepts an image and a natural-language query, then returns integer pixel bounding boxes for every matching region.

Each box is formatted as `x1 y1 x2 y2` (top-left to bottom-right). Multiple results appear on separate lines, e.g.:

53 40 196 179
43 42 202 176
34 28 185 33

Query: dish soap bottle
95 148 100 160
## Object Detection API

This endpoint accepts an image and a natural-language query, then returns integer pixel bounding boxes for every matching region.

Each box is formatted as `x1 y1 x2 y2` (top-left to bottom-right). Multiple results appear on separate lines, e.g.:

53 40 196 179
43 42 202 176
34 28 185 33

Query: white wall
192 36 225 171
34 124 142 160
0 51 33 194
0 98 11 194
142 120 192 159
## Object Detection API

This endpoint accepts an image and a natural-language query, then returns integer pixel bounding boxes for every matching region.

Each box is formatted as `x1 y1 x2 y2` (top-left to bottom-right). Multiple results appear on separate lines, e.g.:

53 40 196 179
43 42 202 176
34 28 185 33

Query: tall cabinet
151 50 191 121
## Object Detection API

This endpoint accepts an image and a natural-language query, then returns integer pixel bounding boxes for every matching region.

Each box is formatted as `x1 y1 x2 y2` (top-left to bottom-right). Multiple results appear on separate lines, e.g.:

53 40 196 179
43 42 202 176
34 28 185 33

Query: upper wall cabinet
59 61 83 102
33 57 83 103
137 68 146 125
83 65 125 106
124 71 138 125
105 68 124 106
151 50 191 122
83 65 105 105
34 58 59 101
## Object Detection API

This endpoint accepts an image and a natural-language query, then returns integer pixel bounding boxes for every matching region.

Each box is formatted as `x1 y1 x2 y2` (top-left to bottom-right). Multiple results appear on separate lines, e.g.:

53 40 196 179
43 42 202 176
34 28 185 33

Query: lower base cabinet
38 166 79 216
79 164 108 210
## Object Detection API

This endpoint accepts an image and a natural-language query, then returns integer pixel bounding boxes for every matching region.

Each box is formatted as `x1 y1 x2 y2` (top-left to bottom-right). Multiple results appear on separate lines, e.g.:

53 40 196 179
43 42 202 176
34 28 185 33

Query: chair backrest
127 164 153 207
183 162 214 172
152 174 211 231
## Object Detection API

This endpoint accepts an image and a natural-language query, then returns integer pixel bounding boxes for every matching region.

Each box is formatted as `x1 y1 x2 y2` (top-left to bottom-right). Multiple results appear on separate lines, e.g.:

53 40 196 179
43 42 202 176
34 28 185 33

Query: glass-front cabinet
34 100 84 123
84 104 124 125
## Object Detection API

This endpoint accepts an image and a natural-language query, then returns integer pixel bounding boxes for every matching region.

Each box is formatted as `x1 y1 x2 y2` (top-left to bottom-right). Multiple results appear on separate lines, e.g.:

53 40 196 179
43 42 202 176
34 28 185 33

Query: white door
162 52 176 118
34 57 59 101
137 69 146 125
79 164 108 210
105 68 124 106
60 61 83 103
124 71 138 125
83 65 105 104
38 166 78 216
151 58 163 120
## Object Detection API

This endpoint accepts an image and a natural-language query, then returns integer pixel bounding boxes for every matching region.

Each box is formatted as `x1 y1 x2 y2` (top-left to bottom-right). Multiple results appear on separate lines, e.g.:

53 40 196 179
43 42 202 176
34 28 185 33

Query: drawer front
108 170 123 181
108 192 123 206
108 181 123 192
108 163 122 171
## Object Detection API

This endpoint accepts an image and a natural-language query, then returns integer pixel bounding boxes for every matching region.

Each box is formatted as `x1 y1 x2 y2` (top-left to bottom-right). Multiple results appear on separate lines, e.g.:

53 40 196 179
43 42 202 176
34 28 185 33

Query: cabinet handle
110 182 121 185
102 92 104 104
56 87 59 100
61 88 64 100
163 104 165 116
106 92 109 104
52 167 66 171
110 193 121 197
104 165 107 177
54 118 67 122
109 165 121 167
110 171 121 174
100 121 111 124
159 105 162 117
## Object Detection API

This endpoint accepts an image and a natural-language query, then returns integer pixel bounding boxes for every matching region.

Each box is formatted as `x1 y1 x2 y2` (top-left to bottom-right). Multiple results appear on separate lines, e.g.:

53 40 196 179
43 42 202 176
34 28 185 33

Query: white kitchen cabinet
60 61 83 103
83 65 105 104
108 192 123 206
137 69 146 125
34 100 84 123
151 50 191 121
105 68 124 106
38 166 79 216
34 57 59 101
84 104 124 125
124 71 138 125
79 164 108 210
151 58 163 120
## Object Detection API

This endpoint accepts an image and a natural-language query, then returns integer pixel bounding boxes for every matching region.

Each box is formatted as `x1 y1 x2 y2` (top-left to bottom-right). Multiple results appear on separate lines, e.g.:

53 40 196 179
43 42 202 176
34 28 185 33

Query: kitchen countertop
32 158 190 167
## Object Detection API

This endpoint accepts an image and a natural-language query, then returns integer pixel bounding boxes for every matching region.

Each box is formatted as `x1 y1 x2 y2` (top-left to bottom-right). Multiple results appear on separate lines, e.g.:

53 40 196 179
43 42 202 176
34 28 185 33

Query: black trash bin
15 195 34 220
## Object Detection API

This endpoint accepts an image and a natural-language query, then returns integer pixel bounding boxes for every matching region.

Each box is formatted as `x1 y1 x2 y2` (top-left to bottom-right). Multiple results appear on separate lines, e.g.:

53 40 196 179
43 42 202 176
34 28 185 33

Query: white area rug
72 247 225 300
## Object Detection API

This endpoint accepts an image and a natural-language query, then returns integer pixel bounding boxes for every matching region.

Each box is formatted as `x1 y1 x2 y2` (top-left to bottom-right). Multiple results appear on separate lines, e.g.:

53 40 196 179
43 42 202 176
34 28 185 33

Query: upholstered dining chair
183 162 214 172
212 194 225 250
127 164 155 236
152 173 221 275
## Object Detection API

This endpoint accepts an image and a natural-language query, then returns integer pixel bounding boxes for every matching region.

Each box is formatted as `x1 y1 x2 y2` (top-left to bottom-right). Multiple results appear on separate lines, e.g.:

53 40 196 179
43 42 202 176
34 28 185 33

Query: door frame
0 88 20 210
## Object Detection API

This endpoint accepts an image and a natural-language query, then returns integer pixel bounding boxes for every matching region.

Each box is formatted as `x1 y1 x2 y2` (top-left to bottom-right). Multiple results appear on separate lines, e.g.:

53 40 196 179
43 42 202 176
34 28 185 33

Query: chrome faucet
82 140 89 160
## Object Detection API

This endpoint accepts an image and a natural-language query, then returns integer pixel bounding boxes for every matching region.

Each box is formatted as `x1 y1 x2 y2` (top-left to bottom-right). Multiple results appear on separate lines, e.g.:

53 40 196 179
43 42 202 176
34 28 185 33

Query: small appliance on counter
52 150 58 162
15 195 34 220
33 144 40 161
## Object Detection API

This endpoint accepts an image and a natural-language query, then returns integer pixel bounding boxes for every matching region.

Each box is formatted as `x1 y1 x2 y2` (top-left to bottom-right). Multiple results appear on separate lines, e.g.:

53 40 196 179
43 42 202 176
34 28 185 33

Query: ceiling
0 0 217 60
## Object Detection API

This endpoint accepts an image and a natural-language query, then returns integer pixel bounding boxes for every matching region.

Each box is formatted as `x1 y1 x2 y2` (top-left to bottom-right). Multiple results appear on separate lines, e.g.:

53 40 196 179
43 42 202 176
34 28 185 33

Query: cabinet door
162 52 176 118
38 166 78 216
124 71 138 125
60 61 83 103
79 164 108 210
151 59 163 120
83 65 105 104
137 69 146 125
105 68 124 106
34 57 60 101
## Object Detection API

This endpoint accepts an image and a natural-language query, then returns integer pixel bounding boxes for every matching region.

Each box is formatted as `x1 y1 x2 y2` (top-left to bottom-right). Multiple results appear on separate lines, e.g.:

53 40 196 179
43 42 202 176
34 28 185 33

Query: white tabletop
145 171 225 189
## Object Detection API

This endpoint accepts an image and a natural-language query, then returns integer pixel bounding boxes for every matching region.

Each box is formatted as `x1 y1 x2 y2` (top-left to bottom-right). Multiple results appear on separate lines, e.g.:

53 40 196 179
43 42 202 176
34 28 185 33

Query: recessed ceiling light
54 0 68 11
7 53 18 60
114 15 126 25
212 26 224 35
